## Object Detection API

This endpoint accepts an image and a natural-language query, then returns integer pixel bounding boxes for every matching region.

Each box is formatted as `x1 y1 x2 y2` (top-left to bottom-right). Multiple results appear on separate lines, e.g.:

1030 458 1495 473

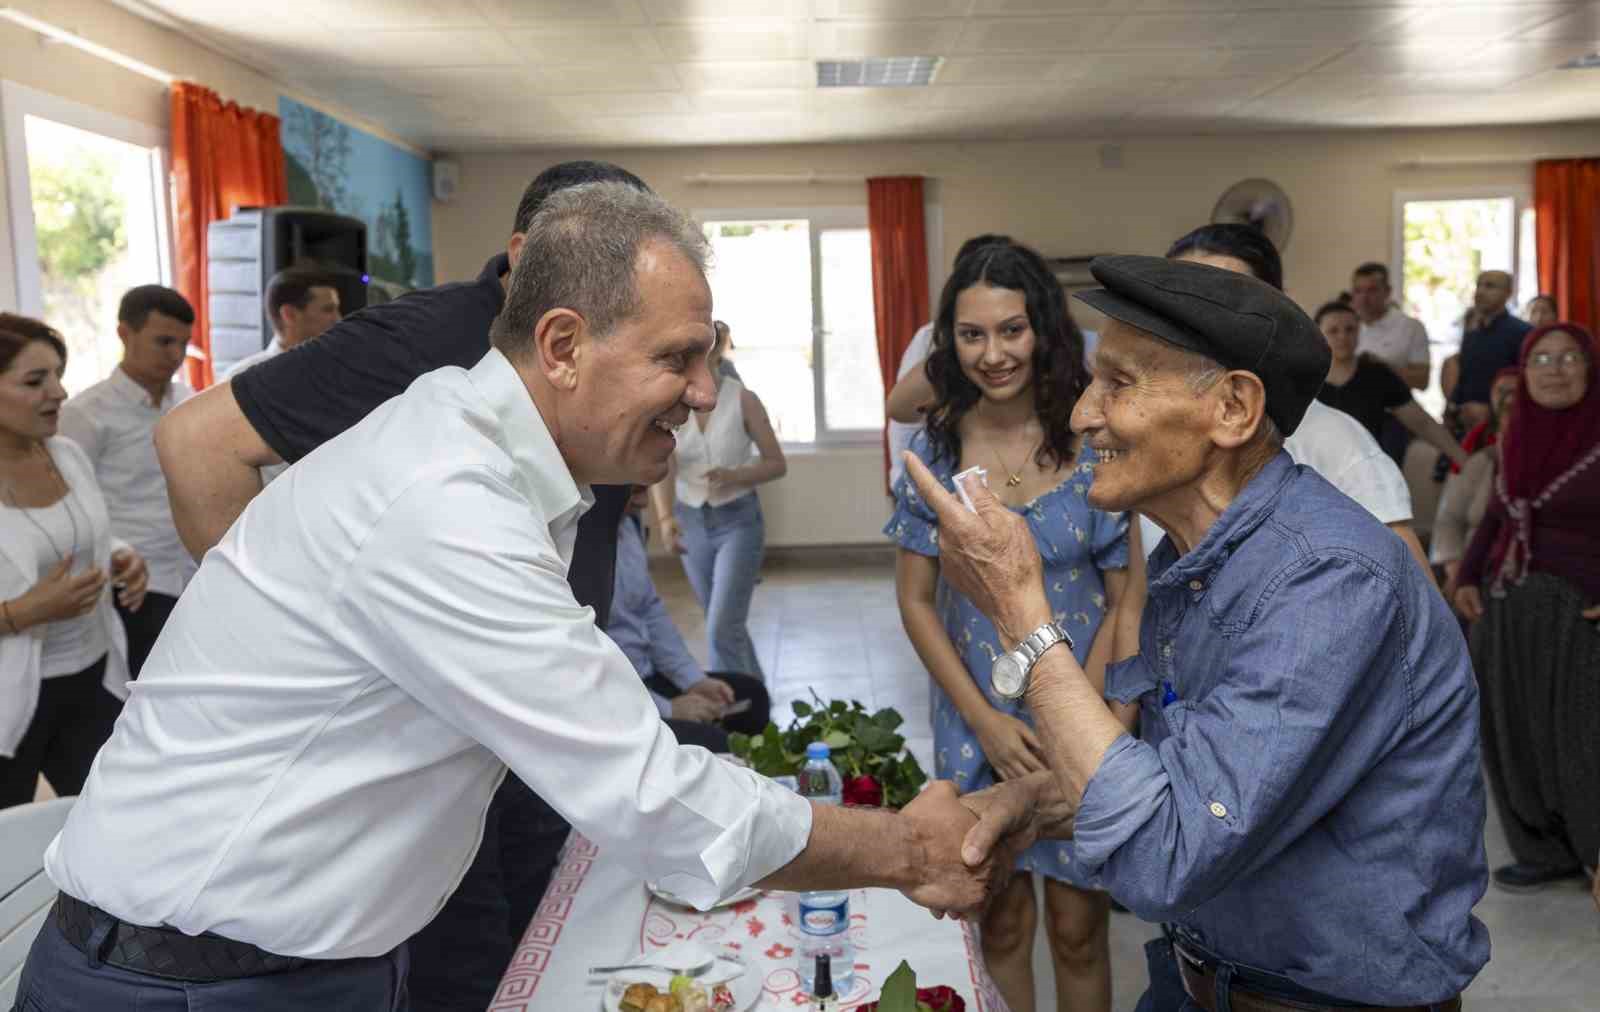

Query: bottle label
797 898 848 936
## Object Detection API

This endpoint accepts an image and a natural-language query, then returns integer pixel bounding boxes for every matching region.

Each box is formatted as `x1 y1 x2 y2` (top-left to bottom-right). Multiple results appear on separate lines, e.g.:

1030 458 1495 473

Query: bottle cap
805 742 831 760
813 953 834 998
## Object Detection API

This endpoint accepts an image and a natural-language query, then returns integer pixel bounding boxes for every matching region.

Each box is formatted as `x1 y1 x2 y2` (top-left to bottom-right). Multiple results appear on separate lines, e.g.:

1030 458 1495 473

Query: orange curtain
170 82 288 390
1534 158 1600 331
867 176 930 489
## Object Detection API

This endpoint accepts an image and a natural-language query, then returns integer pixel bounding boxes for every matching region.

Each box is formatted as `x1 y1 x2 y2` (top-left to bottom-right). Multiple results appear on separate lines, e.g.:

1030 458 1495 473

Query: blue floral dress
885 430 1129 887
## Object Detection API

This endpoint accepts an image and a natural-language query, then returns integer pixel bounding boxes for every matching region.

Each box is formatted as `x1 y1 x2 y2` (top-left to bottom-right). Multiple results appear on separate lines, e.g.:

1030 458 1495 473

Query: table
487 833 1009 1011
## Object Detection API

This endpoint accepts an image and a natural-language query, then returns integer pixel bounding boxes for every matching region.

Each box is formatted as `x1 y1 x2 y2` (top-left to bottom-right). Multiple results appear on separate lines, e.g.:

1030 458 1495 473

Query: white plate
600 953 759 1012
644 881 761 910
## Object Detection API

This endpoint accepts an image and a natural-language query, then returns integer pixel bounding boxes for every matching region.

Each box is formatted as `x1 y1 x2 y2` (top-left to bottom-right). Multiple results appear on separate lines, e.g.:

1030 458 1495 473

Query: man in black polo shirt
1451 269 1531 432
155 160 649 1012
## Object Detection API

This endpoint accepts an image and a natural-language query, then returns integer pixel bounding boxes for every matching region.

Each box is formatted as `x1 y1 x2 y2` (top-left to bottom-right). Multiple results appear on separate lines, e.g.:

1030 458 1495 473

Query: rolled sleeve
338 469 811 908
1073 734 1170 869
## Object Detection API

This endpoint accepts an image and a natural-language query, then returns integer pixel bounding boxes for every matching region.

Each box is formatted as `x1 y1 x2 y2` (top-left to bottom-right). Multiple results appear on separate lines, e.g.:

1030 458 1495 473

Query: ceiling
123 0 1600 151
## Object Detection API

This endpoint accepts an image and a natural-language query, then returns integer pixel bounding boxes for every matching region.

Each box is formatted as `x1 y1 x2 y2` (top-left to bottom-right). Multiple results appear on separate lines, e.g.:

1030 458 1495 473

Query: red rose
842 775 883 807
917 986 965 1010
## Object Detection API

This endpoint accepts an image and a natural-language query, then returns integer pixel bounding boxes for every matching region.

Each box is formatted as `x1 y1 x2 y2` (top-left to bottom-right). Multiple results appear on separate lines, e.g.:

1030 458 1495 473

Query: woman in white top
652 322 786 678
0 317 146 807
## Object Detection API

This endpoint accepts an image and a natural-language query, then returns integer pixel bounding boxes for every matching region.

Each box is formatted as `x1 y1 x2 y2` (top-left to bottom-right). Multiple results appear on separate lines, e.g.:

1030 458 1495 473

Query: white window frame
1391 183 1535 318
0 80 175 320
694 201 943 449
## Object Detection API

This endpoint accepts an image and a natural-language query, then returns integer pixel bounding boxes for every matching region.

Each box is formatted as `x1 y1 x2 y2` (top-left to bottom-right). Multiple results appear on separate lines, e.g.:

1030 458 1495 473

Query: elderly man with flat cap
908 255 1488 1012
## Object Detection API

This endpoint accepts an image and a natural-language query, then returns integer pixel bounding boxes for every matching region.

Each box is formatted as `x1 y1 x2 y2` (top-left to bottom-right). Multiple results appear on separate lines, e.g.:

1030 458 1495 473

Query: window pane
702 220 815 443
1517 206 1539 310
819 228 885 433
1400 197 1514 417
24 115 165 395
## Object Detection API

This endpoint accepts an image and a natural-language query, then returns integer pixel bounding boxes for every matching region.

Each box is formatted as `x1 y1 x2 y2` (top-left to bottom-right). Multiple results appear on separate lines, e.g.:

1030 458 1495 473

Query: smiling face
0 340 68 444
560 239 717 486
1524 328 1590 411
1070 320 1221 516
952 283 1035 405
1319 307 1361 364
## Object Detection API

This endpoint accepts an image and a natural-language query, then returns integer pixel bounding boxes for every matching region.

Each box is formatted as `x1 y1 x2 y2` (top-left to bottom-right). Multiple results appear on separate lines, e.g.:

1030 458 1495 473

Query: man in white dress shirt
221 266 343 381
58 286 195 678
1350 262 1430 391
20 183 1001 1009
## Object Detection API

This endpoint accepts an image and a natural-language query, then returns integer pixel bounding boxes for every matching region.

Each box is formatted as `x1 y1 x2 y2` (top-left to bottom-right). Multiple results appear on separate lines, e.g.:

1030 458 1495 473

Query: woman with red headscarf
1452 322 1600 893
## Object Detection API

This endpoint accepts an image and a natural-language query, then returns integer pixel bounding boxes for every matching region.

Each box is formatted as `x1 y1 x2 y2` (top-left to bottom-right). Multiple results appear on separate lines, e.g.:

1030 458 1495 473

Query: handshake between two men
798 449 1113 921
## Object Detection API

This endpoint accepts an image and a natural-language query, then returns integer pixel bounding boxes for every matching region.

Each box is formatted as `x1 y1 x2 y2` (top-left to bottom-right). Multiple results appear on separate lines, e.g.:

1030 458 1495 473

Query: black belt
1172 939 1462 1012
53 892 316 983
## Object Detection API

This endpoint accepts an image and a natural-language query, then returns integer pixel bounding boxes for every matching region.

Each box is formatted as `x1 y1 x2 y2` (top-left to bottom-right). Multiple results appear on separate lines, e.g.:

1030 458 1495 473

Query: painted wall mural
278 97 434 296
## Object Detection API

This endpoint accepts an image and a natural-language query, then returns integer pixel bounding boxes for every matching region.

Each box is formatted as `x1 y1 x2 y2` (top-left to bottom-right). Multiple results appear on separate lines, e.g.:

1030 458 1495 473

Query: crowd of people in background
1 154 1595 1012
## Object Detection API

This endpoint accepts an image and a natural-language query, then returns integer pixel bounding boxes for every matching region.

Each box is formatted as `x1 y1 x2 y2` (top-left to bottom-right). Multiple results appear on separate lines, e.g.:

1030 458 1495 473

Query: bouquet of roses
727 692 927 809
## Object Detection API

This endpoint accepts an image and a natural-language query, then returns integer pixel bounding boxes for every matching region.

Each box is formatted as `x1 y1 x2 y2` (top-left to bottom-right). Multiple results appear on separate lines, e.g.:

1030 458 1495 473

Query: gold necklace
980 430 1035 488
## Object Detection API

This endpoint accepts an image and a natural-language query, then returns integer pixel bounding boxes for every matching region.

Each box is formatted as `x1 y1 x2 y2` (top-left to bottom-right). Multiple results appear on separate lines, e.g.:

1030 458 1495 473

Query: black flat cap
1073 255 1329 436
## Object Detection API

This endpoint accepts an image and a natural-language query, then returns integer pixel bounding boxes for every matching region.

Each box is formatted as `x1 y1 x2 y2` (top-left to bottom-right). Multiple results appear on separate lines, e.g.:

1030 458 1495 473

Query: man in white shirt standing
1351 262 1430 391
221 266 343 381
58 286 195 678
22 183 1002 1010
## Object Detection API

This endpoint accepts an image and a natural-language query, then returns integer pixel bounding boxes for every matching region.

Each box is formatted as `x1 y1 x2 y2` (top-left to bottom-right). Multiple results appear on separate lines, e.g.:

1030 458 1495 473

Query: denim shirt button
1209 801 1228 819
1188 579 1204 592
1162 642 1174 659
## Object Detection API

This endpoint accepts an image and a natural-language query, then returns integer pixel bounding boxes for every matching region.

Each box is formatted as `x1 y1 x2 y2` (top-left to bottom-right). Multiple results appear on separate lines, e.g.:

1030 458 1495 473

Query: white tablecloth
487 833 1009 1010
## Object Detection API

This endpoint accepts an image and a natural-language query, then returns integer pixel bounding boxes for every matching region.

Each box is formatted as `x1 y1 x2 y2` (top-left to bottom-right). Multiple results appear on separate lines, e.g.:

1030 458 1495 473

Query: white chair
0 797 73 1007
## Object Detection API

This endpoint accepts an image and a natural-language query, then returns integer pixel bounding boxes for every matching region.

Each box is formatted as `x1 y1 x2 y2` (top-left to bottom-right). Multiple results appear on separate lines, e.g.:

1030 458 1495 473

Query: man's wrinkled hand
897 781 1013 919
958 771 1075 869
902 452 1051 645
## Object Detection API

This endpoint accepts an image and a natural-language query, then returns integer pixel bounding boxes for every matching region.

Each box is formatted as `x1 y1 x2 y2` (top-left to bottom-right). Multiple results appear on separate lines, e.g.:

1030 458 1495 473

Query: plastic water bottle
795 742 853 994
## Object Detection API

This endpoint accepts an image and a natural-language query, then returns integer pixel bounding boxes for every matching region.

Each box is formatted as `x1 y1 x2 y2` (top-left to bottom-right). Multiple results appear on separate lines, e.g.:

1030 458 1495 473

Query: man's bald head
1474 270 1513 319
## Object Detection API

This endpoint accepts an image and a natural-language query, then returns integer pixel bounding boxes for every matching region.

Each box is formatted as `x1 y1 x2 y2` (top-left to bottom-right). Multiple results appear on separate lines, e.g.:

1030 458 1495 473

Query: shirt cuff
654 767 813 909
1072 733 1170 874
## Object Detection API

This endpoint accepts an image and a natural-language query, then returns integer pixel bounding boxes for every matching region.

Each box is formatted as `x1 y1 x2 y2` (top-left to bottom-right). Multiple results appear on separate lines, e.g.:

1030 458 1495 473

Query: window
699 208 884 445
1394 188 1536 416
2 82 172 395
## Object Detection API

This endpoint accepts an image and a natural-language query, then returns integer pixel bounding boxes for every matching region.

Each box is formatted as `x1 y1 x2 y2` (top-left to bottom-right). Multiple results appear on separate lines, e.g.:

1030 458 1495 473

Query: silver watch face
992 654 1026 699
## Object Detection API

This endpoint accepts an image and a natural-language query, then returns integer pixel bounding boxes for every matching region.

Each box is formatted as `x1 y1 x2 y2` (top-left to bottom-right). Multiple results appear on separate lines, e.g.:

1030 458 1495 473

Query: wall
432 122 1598 547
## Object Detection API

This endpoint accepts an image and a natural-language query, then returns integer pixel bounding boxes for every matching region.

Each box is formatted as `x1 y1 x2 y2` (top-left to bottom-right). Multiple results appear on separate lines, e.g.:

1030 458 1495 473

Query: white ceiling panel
955 16 1126 53
471 0 649 25
654 22 813 60
813 19 968 57
500 26 667 63
122 0 1600 151
672 60 816 89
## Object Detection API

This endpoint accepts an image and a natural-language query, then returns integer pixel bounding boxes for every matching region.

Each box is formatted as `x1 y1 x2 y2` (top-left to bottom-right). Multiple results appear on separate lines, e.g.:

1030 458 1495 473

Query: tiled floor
653 556 1600 1012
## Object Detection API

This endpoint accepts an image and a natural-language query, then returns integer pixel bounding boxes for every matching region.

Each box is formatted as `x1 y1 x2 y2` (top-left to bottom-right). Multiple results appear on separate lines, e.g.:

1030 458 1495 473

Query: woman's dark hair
923 238 1086 470
1165 223 1284 292
0 313 68 372
1314 300 1358 325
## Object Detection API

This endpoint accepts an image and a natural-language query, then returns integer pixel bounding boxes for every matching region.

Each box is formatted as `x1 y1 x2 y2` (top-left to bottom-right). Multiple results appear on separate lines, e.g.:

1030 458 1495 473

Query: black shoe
1492 862 1585 892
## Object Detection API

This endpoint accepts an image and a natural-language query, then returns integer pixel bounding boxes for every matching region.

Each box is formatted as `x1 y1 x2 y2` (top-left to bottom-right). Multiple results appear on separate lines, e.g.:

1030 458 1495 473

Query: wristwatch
991 620 1073 700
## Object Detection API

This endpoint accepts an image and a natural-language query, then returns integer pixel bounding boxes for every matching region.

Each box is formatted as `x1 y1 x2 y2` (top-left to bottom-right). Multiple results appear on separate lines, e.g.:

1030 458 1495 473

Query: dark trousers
115 591 178 679
11 917 408 1012
651 671 770 753
405 775 570 1012
0 656 120 809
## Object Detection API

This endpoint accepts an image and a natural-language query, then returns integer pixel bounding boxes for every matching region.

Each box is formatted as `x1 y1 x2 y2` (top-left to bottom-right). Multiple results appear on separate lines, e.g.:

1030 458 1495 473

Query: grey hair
1174 346 1283 450
490 182 710 357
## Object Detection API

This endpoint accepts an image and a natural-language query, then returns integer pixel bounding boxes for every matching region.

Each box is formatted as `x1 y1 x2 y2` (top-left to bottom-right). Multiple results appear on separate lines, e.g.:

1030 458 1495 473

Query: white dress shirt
46 350 812 960
1140 400 1412 557
59 368 196 598
1357 307 1430 370
887 323 935 492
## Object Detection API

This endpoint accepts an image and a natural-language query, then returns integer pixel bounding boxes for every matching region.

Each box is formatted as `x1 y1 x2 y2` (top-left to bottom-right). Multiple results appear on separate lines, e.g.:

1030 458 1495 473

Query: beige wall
432 121 1597 547
0 0 418 149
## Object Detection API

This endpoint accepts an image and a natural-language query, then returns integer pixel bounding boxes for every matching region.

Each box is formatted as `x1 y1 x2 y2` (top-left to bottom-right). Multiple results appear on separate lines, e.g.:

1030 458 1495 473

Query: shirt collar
111 366 172 409
466 348 591 525
1149 450 1297 588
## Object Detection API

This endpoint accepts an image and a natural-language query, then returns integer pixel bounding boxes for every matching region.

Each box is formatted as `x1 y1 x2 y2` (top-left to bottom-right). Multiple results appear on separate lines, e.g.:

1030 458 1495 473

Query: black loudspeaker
207 207 368 376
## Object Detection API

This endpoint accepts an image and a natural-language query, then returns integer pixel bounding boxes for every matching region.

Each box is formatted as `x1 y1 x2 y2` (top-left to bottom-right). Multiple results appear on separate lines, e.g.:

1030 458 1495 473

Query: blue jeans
676 494 765 678
12 916 408 1011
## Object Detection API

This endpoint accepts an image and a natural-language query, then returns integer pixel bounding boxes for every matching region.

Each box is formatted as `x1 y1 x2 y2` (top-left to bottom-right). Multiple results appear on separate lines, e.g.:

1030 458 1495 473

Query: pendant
1006 472 1023 488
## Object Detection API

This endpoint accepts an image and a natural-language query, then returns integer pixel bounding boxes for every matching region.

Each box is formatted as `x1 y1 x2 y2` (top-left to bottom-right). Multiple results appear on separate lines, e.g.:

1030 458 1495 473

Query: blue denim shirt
1073 452 1489 1005
604 515 705 716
